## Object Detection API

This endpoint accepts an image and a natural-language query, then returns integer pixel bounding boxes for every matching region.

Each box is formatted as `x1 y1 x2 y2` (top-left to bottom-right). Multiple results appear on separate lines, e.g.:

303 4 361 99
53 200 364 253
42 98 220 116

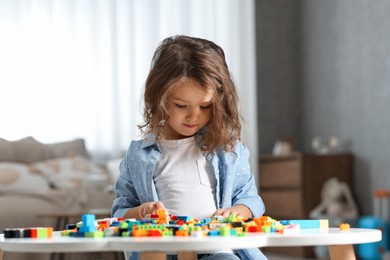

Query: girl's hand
138 201 165 219
213 204 252 219
213 208 240 218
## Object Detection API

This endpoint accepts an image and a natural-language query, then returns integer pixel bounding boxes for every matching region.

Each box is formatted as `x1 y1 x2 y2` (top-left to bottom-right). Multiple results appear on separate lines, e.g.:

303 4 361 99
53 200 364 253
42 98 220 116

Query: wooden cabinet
259 153 353 258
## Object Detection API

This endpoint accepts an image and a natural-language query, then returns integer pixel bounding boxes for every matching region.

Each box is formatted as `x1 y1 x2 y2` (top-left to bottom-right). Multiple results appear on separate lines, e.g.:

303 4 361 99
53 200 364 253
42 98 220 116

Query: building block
176 230 189 236
156 209 170 225
208 229 219 236
148 230 163 236
37 227 49 238
85 231 104 238
339 223 350 231
280 219 329 229
280 224 300 234
219 226 231 236
3 229 21 238
79 214 97 233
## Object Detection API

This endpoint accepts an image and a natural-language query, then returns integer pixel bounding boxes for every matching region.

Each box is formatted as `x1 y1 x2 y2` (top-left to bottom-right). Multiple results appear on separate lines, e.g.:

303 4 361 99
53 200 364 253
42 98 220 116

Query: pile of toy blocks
59 209 316 238
4 209 332 238
2 210 331 239
3 227 53 239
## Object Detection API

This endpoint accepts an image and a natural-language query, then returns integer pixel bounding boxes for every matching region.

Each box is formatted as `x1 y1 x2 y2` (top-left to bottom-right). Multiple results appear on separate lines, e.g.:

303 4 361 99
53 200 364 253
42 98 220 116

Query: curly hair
139 35 242 153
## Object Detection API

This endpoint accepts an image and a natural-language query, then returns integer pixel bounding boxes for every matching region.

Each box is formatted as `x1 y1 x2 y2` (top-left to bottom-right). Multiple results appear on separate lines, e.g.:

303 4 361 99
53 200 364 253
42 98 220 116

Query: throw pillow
0 162 51 194
0 138 17 162
46 139 89 159
31 156 105 190
13 136 51 163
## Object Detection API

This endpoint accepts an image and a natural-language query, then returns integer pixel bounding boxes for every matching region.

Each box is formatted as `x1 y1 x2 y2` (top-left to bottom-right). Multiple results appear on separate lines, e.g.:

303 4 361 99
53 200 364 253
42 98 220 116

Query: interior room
256 0 390 258
1 0 389 259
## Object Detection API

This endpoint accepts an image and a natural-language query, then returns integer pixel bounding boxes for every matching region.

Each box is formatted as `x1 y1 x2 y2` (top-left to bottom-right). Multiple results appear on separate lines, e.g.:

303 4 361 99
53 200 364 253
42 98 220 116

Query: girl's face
165 79 213 140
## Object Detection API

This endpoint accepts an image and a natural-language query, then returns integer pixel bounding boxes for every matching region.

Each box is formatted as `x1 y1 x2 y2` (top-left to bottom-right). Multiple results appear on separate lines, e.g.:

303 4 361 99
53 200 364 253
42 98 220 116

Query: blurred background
257 0 390 218
2 0 390 259
0 0 257 168
1 0 390 243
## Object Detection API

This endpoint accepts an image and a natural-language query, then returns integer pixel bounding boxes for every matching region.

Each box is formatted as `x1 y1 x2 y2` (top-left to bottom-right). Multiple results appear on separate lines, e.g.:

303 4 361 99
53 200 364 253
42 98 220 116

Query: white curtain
0 0 257 173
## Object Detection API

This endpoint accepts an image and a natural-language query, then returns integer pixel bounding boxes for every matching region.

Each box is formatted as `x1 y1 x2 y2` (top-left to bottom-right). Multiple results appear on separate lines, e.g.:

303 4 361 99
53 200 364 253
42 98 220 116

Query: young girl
112 35 266 260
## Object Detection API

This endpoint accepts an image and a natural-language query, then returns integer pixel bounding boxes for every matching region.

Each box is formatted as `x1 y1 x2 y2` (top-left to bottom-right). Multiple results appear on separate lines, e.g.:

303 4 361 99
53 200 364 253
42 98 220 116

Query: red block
30 228 37 238
148 230 163 237
247 226 261 232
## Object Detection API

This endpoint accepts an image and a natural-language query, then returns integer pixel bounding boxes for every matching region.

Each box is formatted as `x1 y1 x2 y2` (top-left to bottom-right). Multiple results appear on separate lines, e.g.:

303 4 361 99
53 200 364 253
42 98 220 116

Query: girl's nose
186 108 199 120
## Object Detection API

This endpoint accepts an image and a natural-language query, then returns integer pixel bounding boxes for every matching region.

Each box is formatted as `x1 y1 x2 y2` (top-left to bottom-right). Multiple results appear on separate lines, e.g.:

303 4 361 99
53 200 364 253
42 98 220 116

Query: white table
0 228 381 260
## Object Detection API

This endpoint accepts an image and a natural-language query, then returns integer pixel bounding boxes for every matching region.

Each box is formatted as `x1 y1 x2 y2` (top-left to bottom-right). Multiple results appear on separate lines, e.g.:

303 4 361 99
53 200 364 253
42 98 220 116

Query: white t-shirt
154 136 217 220
154 136 233 255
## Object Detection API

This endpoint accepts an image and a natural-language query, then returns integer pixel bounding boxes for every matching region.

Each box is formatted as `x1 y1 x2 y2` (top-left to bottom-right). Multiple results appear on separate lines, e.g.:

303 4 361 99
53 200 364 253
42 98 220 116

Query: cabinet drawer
261 190 303 218
260 160 301 188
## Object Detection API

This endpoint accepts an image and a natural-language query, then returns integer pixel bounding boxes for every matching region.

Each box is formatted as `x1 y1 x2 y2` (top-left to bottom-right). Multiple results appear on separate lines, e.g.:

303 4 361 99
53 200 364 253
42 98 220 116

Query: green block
227 213 236 223
37 228 48 238
119 222 129 229
85 231 104 238
157 224 166 230
219 226 230 236
193 226 202 231
262 226 271 233
163 230 173 236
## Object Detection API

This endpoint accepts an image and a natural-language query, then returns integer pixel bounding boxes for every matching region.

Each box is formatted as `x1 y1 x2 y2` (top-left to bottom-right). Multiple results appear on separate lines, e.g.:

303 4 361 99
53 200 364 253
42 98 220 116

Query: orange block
98 222 110 231
132 229 148 237
339 223 350 231
176 230 189 236
47 227 53 238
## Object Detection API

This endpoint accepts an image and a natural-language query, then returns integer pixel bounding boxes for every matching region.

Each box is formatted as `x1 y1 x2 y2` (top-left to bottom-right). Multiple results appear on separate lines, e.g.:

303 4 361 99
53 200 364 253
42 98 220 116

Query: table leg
0 249 3 260
178 251 197 260
329 244 356 260
139 252 166 260
51 216 68 260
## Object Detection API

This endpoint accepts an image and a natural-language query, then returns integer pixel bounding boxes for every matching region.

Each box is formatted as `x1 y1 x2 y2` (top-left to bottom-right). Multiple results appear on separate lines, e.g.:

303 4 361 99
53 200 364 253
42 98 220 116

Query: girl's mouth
184 124 197 128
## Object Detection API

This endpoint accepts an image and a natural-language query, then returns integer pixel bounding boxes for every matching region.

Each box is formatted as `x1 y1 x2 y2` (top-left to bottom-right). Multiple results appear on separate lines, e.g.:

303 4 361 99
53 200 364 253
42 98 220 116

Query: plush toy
310 177 358 219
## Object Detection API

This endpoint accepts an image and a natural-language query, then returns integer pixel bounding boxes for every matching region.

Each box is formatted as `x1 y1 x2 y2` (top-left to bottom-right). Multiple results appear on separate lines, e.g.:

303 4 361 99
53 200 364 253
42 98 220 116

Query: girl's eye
201 104 212 109
175 104 186 108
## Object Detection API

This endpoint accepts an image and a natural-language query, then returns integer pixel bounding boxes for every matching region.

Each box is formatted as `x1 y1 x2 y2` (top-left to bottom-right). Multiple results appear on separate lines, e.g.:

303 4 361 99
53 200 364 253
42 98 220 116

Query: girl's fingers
213 208 224 216
213 208 239 218
140 201 168 219
154 201 165 210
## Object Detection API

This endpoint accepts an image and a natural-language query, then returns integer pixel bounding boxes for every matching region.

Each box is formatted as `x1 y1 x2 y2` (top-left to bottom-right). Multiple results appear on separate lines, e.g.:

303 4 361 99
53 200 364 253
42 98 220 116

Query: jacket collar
140 133 158 149
139 130 206 151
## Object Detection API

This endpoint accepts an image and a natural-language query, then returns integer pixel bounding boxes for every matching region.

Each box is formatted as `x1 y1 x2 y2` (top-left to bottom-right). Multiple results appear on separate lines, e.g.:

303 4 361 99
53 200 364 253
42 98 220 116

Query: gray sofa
0 137 115 260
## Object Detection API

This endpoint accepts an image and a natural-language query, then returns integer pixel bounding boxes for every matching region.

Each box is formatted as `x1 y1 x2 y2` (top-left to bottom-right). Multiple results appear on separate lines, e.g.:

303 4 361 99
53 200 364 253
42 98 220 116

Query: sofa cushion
0 136 50 163
0 138 17 162
13 136 51 163
31 156 105 189
0 137 89 163
0 162 51 194
46 138 89 159
31 156 107 207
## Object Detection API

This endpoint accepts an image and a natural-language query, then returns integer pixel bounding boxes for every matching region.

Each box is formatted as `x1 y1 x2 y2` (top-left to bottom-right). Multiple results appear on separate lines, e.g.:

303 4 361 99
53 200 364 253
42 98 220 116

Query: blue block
202 218 211 224
79 214 97 232
280 219 328 229
208 230 219 236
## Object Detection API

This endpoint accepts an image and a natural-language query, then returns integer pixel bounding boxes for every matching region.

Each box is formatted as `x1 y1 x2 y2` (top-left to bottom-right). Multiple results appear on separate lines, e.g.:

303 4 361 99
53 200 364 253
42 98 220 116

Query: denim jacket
112 133 267 260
